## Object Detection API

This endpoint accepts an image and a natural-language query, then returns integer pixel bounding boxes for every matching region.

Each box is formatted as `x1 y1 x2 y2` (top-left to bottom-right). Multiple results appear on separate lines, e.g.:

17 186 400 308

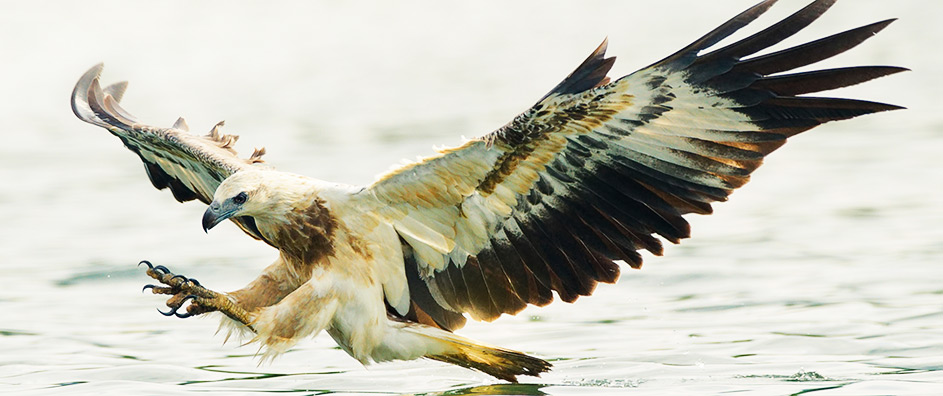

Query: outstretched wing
72 64 272 240
360 0 905 330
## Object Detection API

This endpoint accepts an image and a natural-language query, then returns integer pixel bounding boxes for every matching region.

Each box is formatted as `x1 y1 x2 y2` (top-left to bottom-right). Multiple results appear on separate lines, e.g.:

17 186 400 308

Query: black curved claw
142 284 157 293
187 278 202 287
152 265 171 274
170 274 190 284
157 305 181 316
174 295 200 318
138 260 154 269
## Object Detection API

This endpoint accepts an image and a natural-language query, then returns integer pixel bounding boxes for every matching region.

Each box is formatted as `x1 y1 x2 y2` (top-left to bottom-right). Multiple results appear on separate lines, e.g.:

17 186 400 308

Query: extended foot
140 261 254 330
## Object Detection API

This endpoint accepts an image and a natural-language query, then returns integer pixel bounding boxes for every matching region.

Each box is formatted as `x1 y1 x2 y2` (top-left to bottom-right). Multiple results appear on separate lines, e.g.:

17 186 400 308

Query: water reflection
421 383 548 396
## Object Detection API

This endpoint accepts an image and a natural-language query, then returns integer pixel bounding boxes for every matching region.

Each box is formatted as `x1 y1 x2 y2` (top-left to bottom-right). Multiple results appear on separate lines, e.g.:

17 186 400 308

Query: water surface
1 1 941 395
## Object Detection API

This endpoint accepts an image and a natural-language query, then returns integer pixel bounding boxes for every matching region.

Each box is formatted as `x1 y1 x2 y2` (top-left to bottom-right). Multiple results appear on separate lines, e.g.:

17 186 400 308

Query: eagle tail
411 328 551 382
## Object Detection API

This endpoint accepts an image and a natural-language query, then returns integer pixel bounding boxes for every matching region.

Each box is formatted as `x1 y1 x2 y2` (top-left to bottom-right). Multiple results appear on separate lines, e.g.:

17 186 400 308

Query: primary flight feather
73 0 904 382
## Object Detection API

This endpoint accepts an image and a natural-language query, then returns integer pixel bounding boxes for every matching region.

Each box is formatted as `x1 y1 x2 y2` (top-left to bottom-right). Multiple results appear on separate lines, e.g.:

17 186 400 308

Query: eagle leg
139 261 255 331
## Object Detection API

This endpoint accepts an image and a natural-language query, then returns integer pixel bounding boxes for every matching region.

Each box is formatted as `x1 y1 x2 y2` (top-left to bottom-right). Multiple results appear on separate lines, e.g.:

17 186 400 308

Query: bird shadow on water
181 365 549 395
415 383 548 396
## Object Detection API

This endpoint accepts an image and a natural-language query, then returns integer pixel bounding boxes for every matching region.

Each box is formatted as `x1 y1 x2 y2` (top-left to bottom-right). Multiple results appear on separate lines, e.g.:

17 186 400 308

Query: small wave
560 378 644 388
737 368 834 382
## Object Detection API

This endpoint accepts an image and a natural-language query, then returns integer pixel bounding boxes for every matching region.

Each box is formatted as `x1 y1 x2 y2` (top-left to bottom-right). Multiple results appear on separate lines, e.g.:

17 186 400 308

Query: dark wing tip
866 101 907 113
542 38 616 99
747 66 909 97
696 0 838 66
651 0 779 69
735 18 899 76
856 17 898 38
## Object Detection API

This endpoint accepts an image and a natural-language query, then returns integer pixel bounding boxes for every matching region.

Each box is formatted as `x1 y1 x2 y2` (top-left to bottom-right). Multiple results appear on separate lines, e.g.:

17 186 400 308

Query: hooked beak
202 201 235 232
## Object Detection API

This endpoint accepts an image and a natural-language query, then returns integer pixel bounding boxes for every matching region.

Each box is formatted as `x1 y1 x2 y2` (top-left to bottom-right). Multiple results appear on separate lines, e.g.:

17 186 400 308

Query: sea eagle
72 0 904 382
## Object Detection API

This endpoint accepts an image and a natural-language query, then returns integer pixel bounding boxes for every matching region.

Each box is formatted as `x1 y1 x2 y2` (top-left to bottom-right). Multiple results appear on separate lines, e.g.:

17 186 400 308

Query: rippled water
2 1 942 395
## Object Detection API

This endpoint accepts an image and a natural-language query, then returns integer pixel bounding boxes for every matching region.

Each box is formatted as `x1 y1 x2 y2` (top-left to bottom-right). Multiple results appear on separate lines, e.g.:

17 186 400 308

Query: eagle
72 0 904 382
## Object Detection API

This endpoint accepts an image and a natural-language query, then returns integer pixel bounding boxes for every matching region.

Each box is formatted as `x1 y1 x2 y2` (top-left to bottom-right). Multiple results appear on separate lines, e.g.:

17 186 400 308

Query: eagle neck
256 194 338 267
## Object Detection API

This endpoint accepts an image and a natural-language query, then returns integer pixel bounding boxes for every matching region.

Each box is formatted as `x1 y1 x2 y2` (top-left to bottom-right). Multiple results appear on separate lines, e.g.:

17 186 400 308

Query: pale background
1 1 941 395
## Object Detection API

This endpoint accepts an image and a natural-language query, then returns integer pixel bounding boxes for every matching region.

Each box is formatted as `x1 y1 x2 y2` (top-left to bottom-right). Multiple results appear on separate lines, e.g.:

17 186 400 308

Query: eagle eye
233 191 248 205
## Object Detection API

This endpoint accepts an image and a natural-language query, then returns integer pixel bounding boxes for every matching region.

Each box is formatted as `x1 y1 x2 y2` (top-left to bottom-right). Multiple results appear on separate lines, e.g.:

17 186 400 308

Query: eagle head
203 170 272 232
